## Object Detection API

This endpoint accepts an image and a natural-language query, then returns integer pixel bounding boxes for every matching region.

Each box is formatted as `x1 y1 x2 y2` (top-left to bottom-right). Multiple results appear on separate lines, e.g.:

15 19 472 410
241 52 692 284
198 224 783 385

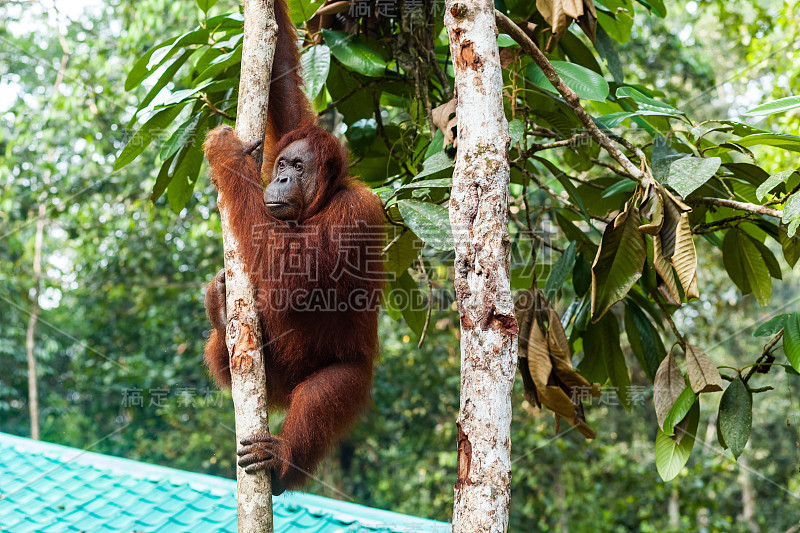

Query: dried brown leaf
432 100 456 143
537 0 597 50
654 232 681 304
685 344 724 394
520 292 598 439
528 318 553 390
540 385 578 421
654 349 686 429
576 0 597 42
639 186 664 235
671 212 699 299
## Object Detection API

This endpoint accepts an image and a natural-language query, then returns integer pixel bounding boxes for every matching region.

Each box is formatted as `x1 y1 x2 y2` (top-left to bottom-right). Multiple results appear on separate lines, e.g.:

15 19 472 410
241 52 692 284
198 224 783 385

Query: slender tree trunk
738 455 759 532
668 487 680 529
218 0 279 531
444 1 517 531
25 202 46 440
555 478 569 533
24 6 70 442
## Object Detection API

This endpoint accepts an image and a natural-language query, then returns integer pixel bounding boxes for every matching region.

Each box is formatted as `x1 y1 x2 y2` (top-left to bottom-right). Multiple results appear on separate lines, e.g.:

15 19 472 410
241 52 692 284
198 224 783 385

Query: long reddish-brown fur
201 0 385 492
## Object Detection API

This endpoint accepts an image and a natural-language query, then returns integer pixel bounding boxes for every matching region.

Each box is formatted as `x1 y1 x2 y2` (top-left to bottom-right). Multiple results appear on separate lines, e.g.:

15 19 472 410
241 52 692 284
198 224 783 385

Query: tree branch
686 196 783 218
743 330 783 384
202 93 235 121
495 10 647 183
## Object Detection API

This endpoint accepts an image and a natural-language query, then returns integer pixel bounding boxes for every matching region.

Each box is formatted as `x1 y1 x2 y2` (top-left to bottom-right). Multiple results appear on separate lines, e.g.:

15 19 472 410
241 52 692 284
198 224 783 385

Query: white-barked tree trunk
216 0 279 531
444 1 518 532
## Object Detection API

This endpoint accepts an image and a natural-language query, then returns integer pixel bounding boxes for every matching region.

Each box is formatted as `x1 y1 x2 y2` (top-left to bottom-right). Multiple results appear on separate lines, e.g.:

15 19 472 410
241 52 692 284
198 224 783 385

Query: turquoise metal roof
0 432 449 533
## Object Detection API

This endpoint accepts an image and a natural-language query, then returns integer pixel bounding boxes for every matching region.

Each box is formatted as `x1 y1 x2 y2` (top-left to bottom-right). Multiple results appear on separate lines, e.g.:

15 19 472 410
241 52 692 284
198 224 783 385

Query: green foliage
743 95 800 117
782 312 800 372
590 207 646 320
4 0 800 529
717 377 752 460
655 401 698 481
524 61 610 101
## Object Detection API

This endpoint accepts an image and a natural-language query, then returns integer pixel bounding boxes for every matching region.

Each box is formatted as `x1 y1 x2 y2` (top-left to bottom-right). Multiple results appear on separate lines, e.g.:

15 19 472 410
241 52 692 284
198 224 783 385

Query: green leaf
386 272 426 336
114 104 187 171
591 208 646 320
156 79 234 108
508 119 524 146
322 29 387 77
497 33 518 47
159 112 206 161
662 387 697 436
597 314 631 408
616 86 683 116
572 252 592 296
167 134 205 212
789 218 800 239
624 302 664 381
722 229 750 294
129 49 194 128
722 230 772 306
544 241 577 298
665 156 721 198
582 314 628 403
533 157 591 221
150 152 177 203
637 0 666 17
398 178 452 190
749 237 782 280
742 95 800 117
425 130 445 159
756 170 795 201
126 28 209 91
752 314 789 337
415 151 454 180
126 36 179 92
782 194 800 227
195 46 242 83
196 0 220 13
203 12 244 30
301 45 331 100
782 312 800 372
596 110 681 128
717 377 752 460
596 4 634 44
288 0 318 24
601 178 636 198
735 133 800 153
597 112 635 128
384 230 423 277
656 401 699 481
594 25 623 84
167 167 192 213
780 226 800 267
525 61 610 102
397 200 453 251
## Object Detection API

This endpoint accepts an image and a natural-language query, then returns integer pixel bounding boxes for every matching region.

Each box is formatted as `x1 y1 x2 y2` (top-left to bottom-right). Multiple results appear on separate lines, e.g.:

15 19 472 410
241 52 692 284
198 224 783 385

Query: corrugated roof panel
0 432 449 533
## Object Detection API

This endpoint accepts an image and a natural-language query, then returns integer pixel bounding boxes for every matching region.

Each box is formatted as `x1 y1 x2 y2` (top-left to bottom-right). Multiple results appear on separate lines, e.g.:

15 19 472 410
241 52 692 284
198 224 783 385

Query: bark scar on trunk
230 321 256 373
480 303 519 334
455 422 473 489
458 40 483 71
